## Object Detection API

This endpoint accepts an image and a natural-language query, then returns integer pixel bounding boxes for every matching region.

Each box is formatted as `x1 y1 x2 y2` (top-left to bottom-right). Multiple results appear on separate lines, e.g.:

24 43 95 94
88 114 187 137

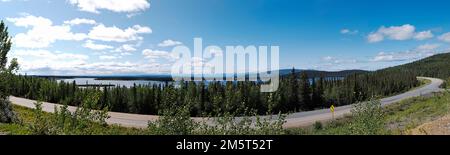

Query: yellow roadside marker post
330 104 335 120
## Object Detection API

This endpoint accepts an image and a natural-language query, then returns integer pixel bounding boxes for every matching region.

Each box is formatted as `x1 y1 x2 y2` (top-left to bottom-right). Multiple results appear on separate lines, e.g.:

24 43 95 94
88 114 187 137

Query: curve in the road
9 77 444 129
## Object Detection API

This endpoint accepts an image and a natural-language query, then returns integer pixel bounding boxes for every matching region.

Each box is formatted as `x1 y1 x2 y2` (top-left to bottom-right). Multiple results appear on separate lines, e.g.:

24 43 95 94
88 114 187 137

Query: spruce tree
312 75 325 108
0 20 18 123
287 67 299 111
299 71 311 110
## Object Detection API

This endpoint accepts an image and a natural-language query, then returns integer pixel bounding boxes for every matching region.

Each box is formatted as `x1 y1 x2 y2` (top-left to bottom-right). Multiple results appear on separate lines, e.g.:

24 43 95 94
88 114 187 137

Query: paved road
283 77 444 128
9 77 445 129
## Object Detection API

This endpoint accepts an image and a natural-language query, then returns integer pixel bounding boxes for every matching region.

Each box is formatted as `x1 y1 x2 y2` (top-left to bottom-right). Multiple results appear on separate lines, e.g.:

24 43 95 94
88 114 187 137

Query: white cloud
83 40 113 50
12 49 89 60
7 15 87 48
416 43 440 51
371 44 441 62
69 0 150 14
64 18 97 26
10 49 89 74
322 56 335 61
113 44 137 53
367 24 433 43
78 61 168 75
6 14 150 49
314 56 362 71
6 15 52 28
99 55 119 60
126 13 141 18
322 57 357 64
367 33 384 43
10 49 169 75
438 32 450 42
158 39 183 47
1 0 28 2
414 30 434 40
120 44 137 52
142 49 173 60
340 29 358 35
88 24 151 42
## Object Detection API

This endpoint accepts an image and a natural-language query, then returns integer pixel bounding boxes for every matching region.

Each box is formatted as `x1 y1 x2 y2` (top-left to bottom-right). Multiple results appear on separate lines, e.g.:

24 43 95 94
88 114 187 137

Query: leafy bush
348 100 385 135
443 78 450 89
148 106 286 135
29 93 110 135
148 105 197 135
29 101 53 135
313 121 323 130
197 112 286 135
0 97 16 123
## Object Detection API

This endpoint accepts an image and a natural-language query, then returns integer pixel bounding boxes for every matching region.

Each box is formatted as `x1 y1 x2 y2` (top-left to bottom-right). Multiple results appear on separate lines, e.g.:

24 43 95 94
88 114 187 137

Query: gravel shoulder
410 114 450 135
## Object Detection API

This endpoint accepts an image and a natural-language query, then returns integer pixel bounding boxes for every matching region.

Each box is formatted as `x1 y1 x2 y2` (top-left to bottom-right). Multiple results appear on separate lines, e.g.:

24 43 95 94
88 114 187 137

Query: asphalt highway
9 77 445 128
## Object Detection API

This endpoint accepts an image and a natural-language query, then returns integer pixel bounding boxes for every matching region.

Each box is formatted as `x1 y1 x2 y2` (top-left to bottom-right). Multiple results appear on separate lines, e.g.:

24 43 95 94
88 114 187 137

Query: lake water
58 78 170 88
57 77 345 88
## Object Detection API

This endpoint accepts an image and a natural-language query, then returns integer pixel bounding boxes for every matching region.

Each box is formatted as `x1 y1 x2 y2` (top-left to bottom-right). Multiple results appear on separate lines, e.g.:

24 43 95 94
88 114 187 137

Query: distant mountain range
32 69 369 81
33 53 450 81
31 52 450 82
278 69 369 78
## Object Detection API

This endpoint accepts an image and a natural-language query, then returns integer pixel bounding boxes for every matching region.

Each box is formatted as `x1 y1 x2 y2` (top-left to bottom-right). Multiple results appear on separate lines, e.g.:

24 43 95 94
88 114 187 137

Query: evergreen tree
0 20 17 123
299 71 311 110
312 75 325 108
287 68 299 111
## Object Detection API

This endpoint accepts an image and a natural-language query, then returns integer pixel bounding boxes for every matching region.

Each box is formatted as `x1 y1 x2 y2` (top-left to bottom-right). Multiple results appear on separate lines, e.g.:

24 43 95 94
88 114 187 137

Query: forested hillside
382 53 450 79
279 69 368 78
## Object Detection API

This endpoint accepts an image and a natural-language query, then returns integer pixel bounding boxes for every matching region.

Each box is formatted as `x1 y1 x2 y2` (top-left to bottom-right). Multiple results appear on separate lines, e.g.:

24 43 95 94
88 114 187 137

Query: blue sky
1 0 450 75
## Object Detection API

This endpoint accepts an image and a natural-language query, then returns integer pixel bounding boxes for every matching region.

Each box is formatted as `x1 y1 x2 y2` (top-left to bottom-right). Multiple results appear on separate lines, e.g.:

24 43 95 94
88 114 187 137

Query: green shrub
348 100 385 135
196 112 286 135
313 121 323 130
148 105 197 135
445 78 450 89
29 101 53 135
148 105 286 135
0 97 17 123
28 93 110 135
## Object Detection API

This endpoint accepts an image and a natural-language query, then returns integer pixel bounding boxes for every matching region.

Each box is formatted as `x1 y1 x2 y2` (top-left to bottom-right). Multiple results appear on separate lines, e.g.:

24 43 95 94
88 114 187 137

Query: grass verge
0 105 147 135
287 91 450 135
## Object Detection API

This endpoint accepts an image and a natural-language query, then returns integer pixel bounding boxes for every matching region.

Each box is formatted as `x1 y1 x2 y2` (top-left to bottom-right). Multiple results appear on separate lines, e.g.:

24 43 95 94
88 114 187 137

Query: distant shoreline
26 69 369 82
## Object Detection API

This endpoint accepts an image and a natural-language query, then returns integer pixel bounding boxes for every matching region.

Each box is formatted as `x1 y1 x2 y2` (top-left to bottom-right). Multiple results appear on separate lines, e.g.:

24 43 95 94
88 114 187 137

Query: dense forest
6 66 419 117
382 53 450 79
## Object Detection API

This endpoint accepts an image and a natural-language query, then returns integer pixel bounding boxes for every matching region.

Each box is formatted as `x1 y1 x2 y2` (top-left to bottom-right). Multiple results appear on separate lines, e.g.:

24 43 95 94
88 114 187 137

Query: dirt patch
409 114 450 135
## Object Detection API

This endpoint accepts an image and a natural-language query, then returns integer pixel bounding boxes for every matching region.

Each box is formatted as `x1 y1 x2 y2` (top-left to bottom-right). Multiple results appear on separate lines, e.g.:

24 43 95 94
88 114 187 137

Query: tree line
1 20 19 123
383 53 450 79
7 66 419 117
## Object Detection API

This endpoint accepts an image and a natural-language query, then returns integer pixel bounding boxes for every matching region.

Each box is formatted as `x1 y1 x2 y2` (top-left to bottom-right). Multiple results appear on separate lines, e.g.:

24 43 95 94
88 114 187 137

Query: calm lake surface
58 78 171 87
57 77 344 88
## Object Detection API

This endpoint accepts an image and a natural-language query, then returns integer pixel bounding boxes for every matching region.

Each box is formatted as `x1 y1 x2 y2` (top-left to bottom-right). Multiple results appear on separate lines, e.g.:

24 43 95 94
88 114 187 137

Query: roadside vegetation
286 100 387 135
443 77 450 89
4 92 449 135
0 20 19 124
287 91 450 135
0 101 286 135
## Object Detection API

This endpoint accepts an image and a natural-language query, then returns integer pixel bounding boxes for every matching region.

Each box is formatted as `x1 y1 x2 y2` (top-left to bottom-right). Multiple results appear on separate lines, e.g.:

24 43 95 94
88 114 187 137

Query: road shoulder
409 114 450 135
